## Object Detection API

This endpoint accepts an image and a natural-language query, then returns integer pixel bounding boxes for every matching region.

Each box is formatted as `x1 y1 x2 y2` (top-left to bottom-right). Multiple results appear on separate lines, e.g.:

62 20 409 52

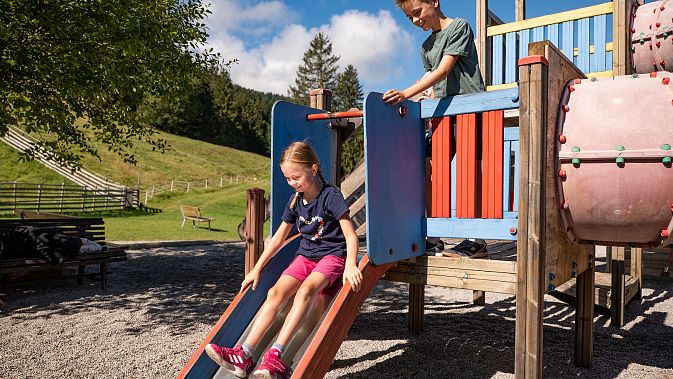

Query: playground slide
178 236 394 379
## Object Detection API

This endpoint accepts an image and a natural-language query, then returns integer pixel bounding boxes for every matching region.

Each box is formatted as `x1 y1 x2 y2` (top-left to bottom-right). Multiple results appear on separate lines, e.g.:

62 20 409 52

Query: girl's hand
343 263 363 292
241 269 260 292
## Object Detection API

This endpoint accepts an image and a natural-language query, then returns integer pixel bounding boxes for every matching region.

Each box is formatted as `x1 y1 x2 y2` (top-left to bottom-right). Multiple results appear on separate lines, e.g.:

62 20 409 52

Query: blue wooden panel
364 92 425 265
577 18 590 72
270 101 335 235
420 87 519 119
184 238 300 378
607 51 613 71
532 27 544 43
594 15 607 72
547 24 559 49
561 21 575 63
426 218 517 240
503 141 512 213
505 32 517 83
492 34 504 85
519 29 530 58
512 141 519 211
504 126 519 141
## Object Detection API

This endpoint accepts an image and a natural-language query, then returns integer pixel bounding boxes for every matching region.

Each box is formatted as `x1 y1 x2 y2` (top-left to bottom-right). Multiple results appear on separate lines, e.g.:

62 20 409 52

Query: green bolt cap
640 38 645 44
572 158 581 165
616 145 625 151
662 144 671 150
616 157 625 164
572 146 581 152
663 157 672 164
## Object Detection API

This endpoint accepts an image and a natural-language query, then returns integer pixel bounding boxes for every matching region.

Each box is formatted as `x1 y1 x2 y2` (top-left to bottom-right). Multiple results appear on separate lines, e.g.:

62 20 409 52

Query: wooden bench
0 217 127 290
179 205 215 230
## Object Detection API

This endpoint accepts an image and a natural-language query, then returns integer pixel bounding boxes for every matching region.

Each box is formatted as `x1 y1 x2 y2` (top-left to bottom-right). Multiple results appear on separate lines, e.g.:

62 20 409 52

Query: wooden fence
143 176 260 203
0 182 139 215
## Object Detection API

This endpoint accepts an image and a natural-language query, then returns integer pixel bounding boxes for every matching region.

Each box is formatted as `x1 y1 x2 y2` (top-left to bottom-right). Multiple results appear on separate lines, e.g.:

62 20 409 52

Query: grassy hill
1 130 271 241
0 143 76 185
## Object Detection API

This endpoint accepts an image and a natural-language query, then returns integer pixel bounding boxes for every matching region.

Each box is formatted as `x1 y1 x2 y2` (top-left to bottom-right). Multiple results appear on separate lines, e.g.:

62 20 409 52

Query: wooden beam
245 188 265 275
476 0 490 85
611 246 626 327
409 283 425 333
515 0 526 21
630 247 643 300
473 290 486 305
612 0 637 76
575 248 595 368
515 53 548 379
488 2 613 36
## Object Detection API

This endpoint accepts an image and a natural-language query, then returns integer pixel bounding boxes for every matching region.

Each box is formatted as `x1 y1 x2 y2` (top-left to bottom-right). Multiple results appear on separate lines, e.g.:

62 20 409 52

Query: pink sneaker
253 348 291 379
205 344 254 378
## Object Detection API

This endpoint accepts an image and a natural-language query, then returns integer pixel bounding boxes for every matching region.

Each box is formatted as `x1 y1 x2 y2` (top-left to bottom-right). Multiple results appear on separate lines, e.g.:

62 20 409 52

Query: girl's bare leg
243 275 301 348
281 292 333 364
273 272 329 347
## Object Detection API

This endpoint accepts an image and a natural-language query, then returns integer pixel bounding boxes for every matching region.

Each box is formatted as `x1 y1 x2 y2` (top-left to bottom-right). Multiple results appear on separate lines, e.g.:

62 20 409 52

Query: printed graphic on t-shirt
299 215 326 241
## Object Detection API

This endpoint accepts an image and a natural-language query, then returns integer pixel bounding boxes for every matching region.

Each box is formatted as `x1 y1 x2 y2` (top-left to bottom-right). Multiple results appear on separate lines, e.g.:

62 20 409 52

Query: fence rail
0 182 139 215
143 175 260 204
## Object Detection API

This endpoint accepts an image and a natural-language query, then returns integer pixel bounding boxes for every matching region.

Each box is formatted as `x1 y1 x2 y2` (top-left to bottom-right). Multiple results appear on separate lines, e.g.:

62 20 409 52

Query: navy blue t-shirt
281 184 350 259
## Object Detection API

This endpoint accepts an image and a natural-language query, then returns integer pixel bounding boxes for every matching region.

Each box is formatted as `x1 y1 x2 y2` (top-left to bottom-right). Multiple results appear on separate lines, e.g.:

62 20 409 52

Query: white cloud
205 1 416 95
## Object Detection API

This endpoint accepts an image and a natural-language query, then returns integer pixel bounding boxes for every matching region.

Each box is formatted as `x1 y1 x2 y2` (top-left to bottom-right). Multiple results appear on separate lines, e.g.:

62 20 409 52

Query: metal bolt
591 77 598 82
549 272 556 280
558 169 567 178
657 22 662 28
559 134 567 144
412 243 418 252
548 283 556 291
572 261 577 268
398 106 408 117
562 105 570 112
633 73 639 78
568 85 575 92
509 227 517 235
562 202 570 210
663 77 671 85
662 229 670 238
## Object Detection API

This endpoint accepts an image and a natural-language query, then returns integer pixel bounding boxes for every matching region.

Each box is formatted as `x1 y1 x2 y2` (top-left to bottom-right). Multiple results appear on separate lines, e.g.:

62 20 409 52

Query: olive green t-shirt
421 18 484 97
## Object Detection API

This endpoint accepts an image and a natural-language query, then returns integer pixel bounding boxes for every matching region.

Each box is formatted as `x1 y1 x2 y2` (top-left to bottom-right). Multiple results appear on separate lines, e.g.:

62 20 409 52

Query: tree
335 65 365 174
288 33 339 106
333 64 364 112
0 0 221 170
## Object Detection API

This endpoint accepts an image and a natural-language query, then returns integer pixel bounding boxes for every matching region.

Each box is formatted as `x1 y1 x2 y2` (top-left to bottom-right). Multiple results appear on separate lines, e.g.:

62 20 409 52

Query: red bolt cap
662 229 670 238
662 60 666 65
568 85 575 92
509 227 517 235
558 169 567 178
663 77 671 85
651 72 658 77
650 24 653 29
412 243 418 252
632 27 636 33
657 41 662 47
559 134 567 144
649 42 653 49
562 202 570 209
562 105 570 112
661 5 666 11
574 78 582 84
657 22 662 28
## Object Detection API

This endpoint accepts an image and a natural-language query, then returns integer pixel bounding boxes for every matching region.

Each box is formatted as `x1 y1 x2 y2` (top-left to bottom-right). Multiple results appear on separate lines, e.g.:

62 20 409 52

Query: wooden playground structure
180 1 673 378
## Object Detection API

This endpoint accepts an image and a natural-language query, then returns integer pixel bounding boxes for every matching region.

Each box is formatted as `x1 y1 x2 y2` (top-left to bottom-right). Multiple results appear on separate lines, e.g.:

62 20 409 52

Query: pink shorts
282 254 345 297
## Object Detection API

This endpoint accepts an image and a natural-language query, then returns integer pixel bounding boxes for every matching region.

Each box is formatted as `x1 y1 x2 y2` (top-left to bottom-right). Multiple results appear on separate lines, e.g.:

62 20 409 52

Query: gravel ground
1 242 672 379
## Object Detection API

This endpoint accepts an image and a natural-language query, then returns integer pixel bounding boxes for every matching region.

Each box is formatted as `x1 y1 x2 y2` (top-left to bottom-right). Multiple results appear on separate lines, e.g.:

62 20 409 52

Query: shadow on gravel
0 244 246 336
2 245 672 378
334 280 673 379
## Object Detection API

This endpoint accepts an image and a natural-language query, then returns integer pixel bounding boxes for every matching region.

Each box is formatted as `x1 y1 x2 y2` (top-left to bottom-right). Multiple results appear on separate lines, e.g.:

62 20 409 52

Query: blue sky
204 0 608 95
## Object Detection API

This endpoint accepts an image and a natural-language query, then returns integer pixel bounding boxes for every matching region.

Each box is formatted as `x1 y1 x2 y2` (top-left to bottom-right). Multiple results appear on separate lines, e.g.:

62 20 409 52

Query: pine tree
288 32 340 106
333 65 364 112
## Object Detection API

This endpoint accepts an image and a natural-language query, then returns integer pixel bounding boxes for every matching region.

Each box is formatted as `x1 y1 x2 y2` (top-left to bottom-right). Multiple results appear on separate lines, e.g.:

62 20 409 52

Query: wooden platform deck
383 240 518 294
551 272 640 316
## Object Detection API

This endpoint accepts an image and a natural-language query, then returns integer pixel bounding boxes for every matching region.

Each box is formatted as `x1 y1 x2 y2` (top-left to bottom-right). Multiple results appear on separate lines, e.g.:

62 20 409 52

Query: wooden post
630 247 642 300
309 89 332 112
36 184 42 211
408 283 424 333
515 0 526 21
611 246 626 327
60 183 65 212
12 181 17 211
205 180 208 189
244 188 266 275
476 0 490 86
575 247 595 368
613 0 639 76
473 290 486 305
515 54 548 379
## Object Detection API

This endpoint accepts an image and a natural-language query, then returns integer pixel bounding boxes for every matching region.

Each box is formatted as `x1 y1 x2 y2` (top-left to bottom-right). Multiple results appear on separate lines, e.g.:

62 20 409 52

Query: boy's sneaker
205 344 254 378
447 239 487 257
253 348 291 379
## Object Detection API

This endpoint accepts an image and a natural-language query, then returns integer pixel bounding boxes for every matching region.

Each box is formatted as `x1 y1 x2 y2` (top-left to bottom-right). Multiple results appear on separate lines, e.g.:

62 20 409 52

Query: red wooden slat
456 114 478 218
480 111 505 219
431 117 452 218
442 117 452 217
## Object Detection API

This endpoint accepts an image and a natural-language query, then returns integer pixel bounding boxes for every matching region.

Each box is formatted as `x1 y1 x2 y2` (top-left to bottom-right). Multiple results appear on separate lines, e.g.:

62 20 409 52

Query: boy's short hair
395 0 436 7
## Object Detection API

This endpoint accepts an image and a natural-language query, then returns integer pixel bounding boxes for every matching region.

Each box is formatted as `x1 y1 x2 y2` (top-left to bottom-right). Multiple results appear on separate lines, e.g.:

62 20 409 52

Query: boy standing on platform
383 0 487 256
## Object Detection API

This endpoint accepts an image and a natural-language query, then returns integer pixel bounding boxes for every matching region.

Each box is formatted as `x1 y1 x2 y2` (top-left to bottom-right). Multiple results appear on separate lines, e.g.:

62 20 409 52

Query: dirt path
1 243 672 378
